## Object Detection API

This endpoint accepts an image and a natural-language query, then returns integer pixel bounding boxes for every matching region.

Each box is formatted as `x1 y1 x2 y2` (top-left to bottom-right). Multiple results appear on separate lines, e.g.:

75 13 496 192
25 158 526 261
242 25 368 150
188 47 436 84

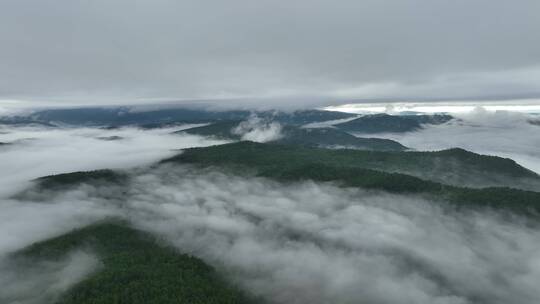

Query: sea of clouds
3 164 540 304
1 110 540 304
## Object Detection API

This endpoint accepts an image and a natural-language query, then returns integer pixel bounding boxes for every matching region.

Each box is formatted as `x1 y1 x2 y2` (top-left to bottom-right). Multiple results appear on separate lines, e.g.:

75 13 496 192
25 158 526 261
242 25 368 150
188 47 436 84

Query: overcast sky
1 0 540 107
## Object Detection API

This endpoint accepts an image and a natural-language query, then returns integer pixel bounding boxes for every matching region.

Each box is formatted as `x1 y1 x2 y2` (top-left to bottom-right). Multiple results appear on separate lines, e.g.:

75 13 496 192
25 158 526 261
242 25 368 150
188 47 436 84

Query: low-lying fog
0 124 228 196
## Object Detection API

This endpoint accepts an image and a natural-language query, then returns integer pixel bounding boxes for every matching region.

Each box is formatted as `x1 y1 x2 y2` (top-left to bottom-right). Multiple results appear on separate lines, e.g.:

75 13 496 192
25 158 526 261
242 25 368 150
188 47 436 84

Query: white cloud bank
325 99 540 115
0 125 229 196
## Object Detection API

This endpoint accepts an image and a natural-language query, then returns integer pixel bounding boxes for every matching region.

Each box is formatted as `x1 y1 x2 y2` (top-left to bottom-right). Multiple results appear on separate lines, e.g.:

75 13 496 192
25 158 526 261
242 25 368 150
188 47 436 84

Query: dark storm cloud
1 0 539 105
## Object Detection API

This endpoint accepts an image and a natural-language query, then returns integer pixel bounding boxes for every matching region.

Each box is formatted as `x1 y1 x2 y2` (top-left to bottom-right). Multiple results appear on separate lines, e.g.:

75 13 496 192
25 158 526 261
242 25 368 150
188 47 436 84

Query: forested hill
165 141 539 190
35 169 128 189
180 121 407 151
6 107 355 127
179 121 241 139
277 126 407 151
9 220 255 304
334 113 453 133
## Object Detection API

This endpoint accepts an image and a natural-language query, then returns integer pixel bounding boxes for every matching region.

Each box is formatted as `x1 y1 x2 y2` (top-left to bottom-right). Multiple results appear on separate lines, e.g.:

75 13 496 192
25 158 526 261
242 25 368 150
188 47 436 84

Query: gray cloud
1 0 539 106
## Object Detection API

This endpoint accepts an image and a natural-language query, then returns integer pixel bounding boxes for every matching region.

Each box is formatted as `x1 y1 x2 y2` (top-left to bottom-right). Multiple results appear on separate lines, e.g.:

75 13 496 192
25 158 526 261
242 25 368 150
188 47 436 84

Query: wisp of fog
232 114 284 142
0 250 100 304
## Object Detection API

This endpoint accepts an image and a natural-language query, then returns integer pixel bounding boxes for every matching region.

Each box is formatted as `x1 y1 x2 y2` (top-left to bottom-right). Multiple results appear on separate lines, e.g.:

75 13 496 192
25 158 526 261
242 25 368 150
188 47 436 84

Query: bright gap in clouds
325 99 540 114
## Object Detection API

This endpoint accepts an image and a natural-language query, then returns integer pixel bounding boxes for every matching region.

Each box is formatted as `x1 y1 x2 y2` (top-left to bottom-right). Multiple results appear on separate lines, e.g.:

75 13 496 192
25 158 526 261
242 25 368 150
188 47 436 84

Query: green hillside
35 169 129 190
276 126 407 151
179 121 242 139
165 142 538 189
335 113 453 133
12 220 254 304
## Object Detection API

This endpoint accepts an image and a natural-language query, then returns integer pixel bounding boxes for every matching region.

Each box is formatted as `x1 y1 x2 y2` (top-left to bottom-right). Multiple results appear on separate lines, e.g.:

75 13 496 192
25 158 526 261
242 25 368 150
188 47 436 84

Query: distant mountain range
334 113 453 133
1 107 456 134
2 107 355 127
179 121 408 151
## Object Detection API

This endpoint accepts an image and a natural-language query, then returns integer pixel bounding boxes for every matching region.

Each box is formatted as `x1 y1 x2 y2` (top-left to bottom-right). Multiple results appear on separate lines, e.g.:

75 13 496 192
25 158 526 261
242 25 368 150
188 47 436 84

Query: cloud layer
1 0 539 105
